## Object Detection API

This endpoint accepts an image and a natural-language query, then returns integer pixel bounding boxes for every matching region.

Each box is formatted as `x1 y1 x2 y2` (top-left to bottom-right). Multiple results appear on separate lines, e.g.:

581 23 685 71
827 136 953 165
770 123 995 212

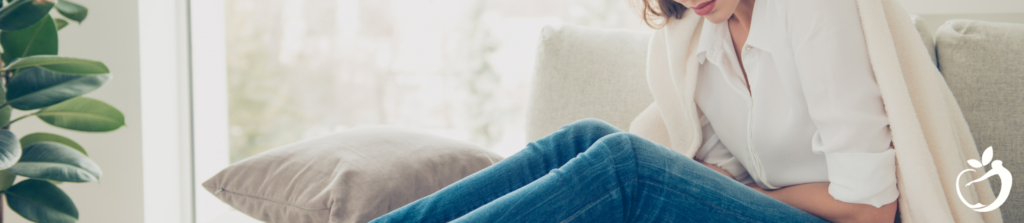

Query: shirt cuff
824 148 898 208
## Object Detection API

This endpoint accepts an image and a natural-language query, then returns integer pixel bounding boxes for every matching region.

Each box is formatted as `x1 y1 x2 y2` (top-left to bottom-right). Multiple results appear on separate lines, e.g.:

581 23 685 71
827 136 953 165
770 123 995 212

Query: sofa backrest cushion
526 25 653 142
936 19 1024 220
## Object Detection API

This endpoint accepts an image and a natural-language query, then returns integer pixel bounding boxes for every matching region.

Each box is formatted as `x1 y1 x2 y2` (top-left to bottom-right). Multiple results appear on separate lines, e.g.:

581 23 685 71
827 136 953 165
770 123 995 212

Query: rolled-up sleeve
785 1 898 208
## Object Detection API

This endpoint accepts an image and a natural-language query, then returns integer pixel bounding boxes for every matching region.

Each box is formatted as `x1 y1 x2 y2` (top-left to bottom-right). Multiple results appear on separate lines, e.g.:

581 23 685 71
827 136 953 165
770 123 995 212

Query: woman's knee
533 119 622 156
594 132 681 163
526 119 622 159
594 132 704 180
596 132 650 147
562 118 622 136
587 132 648 157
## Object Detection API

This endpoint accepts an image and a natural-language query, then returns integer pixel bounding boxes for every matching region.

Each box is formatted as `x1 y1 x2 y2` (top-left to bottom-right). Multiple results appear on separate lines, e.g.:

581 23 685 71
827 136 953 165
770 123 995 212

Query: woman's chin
703 14 730 24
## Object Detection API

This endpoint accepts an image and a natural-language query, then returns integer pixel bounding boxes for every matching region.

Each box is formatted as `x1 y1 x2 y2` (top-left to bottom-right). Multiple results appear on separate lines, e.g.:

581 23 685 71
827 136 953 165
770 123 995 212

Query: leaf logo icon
957 146 1012 212
967 147 994 168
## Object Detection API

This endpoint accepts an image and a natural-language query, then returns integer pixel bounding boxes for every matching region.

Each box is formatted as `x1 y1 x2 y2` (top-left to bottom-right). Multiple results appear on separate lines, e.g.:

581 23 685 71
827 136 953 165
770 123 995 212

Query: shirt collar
695 0 772 65
743 0 771 53
695 18 725 65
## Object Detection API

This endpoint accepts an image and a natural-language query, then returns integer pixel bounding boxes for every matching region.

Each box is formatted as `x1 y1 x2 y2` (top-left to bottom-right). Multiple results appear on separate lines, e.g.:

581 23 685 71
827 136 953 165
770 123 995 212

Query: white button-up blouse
690 0 898 208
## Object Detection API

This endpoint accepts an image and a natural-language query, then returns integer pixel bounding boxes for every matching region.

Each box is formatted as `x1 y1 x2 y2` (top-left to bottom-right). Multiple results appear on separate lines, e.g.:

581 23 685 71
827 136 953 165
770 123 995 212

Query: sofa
526 17 1024 221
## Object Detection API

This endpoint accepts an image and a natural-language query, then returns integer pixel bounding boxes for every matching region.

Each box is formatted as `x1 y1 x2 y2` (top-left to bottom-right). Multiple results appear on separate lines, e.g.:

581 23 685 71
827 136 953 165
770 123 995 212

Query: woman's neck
731 0 756 30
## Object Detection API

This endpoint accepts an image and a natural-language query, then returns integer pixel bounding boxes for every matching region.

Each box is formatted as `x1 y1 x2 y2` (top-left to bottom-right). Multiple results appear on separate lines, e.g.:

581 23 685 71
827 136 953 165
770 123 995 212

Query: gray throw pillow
203 126 503 223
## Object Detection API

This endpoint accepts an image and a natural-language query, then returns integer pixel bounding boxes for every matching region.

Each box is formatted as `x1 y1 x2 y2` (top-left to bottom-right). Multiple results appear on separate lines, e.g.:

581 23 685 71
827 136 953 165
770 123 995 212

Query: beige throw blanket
627 0 1002 222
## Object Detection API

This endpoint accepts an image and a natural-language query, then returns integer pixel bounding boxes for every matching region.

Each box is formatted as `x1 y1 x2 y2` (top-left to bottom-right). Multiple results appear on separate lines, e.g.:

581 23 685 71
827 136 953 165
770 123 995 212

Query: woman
372 0 898 222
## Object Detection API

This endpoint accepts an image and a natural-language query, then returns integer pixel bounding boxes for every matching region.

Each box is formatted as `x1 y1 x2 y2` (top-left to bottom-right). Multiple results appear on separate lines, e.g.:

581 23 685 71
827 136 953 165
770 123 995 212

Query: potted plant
0 0 123 222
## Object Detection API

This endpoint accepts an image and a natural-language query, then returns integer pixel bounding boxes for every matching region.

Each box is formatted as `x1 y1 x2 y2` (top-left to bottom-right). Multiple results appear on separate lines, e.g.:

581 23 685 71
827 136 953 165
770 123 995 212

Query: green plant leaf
0 170 14 191
0 14 57 63
54 0 85 23
53 17 67 30
19 132 84 156
4 55 109 74
5 179 78 223
43 179 63 184
0 105 10 127
5 66 110 110
0 0 55 31
37 97 124 132
0 130 20 170
6 142 100 182
0 84 9 126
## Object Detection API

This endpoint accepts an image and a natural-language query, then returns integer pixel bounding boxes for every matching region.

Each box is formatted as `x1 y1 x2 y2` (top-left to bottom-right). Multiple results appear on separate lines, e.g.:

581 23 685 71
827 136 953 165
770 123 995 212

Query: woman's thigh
371 118 625 223
452 132 826 222
624 133 825 222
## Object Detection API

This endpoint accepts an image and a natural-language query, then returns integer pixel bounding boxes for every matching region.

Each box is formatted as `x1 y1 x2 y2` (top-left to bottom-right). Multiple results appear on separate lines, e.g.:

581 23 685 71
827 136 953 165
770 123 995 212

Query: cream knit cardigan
627 0 1002 222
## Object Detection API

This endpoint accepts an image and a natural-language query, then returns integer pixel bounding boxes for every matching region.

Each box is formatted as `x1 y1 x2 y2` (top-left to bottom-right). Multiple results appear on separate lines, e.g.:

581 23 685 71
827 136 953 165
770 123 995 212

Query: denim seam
560 188 622 223
497 167 605 222
627 136 642 222
638 180 759 222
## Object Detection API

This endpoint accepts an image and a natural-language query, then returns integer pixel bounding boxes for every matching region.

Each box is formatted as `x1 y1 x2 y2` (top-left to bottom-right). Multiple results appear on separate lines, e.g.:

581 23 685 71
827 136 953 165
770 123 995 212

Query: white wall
189 0 233 222
139 0 193 222
2 0 145 222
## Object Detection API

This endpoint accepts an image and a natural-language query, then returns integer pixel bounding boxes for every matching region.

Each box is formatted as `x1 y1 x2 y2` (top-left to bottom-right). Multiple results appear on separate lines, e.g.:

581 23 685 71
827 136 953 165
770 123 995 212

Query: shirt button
745 46 752 51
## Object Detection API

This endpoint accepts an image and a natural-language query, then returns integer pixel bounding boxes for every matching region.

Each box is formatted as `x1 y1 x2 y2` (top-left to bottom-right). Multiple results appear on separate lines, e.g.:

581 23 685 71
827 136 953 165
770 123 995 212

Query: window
198 0 648 221
225 0 646 161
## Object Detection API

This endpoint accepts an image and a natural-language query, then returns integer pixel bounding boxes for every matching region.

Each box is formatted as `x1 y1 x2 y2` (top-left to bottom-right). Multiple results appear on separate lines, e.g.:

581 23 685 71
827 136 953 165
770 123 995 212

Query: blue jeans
372 118 827 222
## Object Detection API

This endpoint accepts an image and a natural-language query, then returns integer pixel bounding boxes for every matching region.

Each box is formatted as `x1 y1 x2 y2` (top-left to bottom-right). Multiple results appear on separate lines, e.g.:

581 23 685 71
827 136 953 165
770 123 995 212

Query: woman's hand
744 183 767 193
698 161 897 222
696 161 734 179
754 182 897 223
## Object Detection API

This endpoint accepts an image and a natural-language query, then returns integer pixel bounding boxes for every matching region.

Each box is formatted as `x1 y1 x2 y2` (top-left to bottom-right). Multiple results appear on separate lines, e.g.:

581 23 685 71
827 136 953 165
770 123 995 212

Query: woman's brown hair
634 0 687 29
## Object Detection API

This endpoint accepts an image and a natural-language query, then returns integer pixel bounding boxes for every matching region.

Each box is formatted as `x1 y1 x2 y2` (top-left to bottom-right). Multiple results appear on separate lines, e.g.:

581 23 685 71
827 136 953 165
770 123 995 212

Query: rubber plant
0 0 121 223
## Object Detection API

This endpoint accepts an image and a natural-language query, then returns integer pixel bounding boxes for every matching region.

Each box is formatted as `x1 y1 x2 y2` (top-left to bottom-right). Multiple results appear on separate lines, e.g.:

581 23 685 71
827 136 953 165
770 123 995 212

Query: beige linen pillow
203 126 503 223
